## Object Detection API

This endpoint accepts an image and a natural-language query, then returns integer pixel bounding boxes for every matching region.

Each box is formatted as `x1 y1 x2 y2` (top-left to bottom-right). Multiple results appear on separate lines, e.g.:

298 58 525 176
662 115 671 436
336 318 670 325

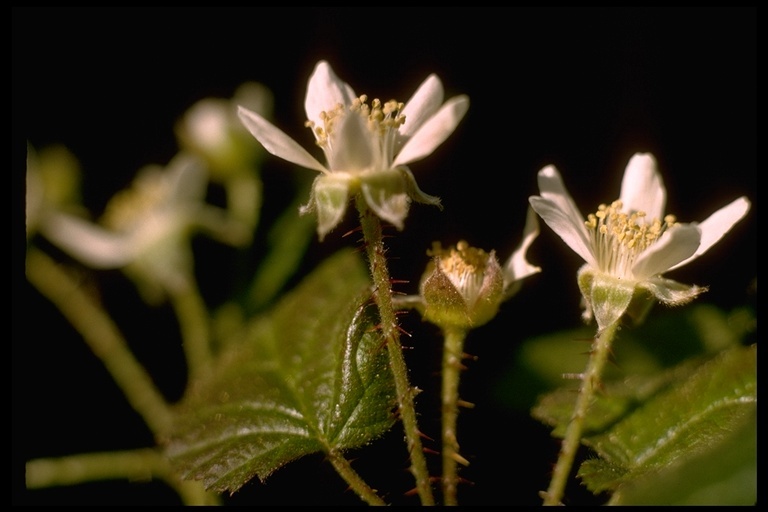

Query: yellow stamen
583 199 677 278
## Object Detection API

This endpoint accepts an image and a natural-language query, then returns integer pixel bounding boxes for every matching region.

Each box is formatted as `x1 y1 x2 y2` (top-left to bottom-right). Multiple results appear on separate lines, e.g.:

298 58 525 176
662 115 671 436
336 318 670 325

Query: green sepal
420 260 472 328
304 174 350 240
578 266 635 332
360 168 410 230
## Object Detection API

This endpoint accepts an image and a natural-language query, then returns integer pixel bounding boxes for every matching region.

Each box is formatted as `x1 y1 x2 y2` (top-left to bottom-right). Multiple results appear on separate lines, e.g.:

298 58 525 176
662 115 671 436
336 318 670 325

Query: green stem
355 196 435 506
25 248 174 436
226 171 262 236
542 321 619 506
441 327 469 506
326 450 387 506
169 280 212 383
25 449 219 505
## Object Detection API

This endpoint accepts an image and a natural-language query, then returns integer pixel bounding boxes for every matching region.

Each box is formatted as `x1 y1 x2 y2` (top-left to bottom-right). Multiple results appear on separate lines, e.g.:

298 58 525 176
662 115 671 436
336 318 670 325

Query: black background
14 7 756 506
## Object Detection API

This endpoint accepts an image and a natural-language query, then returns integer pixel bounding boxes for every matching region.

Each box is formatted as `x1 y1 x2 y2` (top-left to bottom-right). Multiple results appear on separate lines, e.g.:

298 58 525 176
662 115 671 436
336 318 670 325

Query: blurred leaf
498 303 753 413
532 356 704 438
496 324 660 412
164 249 397 493
578 344 756 503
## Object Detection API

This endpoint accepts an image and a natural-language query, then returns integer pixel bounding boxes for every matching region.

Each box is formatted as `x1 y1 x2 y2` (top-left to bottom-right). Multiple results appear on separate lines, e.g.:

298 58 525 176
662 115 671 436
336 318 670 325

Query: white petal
40 212 135 269
238 106 327 173
393 95 469 167
303 60 356 127
504 206 541 287
327 112 375 172
398 74 444 139
631 223 701 279
619 153 666 219
668 196 751 271
530 166 597 267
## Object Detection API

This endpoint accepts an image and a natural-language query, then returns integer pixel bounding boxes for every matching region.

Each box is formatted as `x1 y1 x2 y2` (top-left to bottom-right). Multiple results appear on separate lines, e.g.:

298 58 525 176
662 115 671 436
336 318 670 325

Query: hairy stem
441 327 469 506
326 450 387 506
355 197 435 506
25 248 174 436
542 321 619 505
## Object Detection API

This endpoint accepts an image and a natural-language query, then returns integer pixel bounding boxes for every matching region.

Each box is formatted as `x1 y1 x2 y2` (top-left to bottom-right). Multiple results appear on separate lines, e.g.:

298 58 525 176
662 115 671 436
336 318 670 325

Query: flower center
585 200 677 278
305 95 406 168
429 240 490 304
102 168 170 231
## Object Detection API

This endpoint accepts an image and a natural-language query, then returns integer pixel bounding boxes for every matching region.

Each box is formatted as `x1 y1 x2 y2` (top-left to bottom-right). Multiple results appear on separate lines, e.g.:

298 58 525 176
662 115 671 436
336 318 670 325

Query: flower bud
176 82 273 179
419 241 504 330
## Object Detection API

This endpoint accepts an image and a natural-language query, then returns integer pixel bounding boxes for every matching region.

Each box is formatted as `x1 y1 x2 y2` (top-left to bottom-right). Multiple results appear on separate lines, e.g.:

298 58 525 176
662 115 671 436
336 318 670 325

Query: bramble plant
24 60 756 506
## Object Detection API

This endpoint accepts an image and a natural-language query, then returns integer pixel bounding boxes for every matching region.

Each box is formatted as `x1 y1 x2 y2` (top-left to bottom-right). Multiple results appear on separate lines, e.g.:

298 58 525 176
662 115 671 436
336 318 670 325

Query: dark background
14 7 756 506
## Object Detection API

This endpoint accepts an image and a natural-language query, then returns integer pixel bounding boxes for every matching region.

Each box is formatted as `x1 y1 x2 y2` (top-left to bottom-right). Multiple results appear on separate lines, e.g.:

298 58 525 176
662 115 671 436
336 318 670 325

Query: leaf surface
164 249 397 493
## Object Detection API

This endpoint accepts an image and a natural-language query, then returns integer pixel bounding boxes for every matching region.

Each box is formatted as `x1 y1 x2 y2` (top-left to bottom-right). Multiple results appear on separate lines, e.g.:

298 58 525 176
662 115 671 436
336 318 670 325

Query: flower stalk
25 448 219 505
169 280 212 382
356 195 435 506
440 327 469 506
542 320 619 506
25 248 174 437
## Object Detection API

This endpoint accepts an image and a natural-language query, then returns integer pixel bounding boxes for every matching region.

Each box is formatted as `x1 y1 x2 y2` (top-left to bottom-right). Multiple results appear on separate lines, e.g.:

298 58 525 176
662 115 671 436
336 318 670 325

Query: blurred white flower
37 153 249 301
529 152 750 331
238 60 469 240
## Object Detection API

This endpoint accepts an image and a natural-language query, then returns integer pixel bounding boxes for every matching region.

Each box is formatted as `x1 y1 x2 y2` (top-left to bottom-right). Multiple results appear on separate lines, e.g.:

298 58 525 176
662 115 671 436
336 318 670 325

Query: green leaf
604 407 756 505
579 344 756 504
163 249 397 493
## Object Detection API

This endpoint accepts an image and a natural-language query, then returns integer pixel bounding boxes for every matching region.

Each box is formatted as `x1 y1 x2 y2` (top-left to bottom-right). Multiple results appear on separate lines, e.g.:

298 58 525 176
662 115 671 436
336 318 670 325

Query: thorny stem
355 196 436 506
542 321 619 506
25 449 220 505
326 450 387 506
441 327 469 506
25 248 174 436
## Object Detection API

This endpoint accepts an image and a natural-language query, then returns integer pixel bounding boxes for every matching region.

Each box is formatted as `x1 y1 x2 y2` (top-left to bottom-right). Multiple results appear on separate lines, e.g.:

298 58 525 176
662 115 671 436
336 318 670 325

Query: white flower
37 153 250 302
529 152 750 331
238 60 469 240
